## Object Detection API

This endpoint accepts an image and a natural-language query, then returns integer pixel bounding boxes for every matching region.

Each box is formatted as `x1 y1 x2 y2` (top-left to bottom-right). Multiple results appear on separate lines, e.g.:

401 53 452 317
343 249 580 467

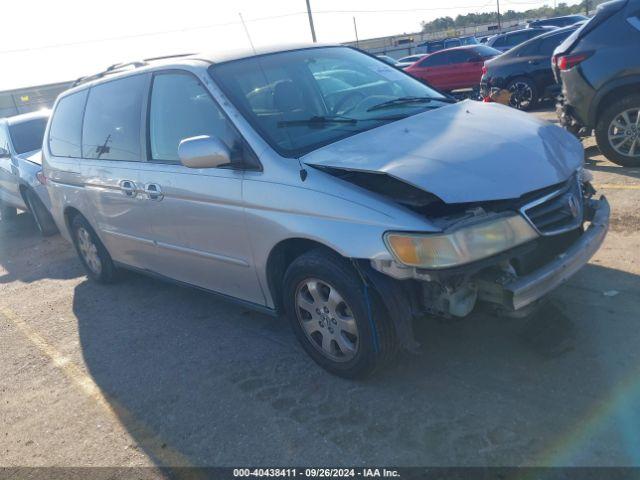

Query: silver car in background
0 110 58 235
43 45 609 378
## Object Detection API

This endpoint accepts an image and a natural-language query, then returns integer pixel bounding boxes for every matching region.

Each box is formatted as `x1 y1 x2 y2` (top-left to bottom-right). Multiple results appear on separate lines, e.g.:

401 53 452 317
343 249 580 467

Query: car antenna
238 13 257 55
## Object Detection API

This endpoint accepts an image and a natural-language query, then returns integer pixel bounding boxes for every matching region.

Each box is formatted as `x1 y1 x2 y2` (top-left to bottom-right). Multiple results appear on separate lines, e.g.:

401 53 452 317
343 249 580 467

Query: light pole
306 0 317 43
353 16 359 48
496 0 502 30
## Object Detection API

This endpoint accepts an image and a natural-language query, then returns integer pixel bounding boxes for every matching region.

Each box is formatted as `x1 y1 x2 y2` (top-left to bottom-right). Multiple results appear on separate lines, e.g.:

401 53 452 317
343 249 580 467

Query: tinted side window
448 50 476 63
538 32 571 55
492 36 506 47
420 52 448 67
82 75 147 161
49 90 88 158
149 73 242 163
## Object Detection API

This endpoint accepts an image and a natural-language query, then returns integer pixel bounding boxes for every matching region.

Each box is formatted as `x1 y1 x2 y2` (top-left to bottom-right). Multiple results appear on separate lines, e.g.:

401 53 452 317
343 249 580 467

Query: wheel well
63 206 82 234
266 238 343 313
18 185 29 210
595 84 640 125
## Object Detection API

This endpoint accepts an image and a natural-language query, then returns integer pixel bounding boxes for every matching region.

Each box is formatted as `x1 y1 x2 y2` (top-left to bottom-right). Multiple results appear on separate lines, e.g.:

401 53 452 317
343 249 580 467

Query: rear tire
507 77 538 111
70 214 117 283
282 248 397 379
24 189 58 237
595 94 640 167
0 203 17 222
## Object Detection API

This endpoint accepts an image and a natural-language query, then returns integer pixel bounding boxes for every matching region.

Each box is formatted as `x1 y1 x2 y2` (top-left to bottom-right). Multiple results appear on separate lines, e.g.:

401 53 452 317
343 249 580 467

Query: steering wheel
331 91 366 115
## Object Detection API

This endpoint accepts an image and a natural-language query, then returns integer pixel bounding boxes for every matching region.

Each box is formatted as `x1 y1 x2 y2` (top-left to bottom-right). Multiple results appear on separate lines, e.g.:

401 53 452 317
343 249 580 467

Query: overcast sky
1 0 580 90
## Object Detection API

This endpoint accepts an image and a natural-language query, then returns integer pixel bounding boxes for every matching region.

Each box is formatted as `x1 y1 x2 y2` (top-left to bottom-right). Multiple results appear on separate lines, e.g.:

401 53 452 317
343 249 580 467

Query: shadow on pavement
73 263 640 468
0 212 81 285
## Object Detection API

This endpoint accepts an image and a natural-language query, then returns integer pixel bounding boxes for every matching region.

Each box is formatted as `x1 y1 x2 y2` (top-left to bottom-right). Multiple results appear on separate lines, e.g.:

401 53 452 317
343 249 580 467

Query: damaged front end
363 172 609 350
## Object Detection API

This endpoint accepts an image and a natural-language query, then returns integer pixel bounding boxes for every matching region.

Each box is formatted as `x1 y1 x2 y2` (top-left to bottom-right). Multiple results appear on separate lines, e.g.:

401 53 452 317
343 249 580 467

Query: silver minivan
44 45 609 378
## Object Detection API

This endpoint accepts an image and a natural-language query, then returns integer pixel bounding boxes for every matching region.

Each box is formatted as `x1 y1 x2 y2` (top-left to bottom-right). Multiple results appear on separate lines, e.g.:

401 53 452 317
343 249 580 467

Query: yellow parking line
596 184 640 190
1 306 193 468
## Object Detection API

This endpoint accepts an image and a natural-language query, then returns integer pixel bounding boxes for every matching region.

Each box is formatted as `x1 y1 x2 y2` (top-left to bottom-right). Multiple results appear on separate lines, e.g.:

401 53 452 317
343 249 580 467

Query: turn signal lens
36 170 47 185
385 215 538 269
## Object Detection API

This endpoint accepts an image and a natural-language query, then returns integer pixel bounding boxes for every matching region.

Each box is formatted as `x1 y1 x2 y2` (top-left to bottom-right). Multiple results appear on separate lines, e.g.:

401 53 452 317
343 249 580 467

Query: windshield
8 117 48 154
209 46 450 157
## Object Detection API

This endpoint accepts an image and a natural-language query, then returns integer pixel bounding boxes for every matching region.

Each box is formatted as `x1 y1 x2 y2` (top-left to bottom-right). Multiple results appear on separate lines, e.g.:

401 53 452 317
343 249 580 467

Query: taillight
36 170 47 185
551 55 558 67
557 52 592 71
481 65 488 76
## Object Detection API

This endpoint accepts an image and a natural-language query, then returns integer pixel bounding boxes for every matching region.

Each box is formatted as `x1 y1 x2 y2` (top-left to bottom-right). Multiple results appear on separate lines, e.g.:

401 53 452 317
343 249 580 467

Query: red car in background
404 45 502 92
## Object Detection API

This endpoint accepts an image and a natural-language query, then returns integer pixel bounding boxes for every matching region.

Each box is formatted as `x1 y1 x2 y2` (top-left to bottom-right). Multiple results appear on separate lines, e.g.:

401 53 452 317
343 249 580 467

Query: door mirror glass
178 135 231 169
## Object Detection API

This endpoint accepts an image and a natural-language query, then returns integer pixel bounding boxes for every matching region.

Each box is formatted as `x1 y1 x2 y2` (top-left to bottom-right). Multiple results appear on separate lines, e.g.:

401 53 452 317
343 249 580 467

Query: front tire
70 215 117 283
595 95 640 167
24 189 58 236
283 248 397 379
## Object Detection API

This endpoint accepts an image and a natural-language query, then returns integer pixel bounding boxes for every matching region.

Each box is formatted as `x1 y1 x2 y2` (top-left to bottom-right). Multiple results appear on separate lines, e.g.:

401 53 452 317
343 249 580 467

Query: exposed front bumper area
477 196 609 311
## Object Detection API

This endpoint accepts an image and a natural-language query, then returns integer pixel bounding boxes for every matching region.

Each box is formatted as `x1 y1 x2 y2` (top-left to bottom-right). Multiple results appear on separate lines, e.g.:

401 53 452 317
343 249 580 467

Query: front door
139 71 264 305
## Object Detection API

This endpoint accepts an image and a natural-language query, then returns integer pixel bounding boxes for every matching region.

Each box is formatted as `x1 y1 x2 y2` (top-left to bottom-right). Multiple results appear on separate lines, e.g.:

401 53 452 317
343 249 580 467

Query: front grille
521 178 583 235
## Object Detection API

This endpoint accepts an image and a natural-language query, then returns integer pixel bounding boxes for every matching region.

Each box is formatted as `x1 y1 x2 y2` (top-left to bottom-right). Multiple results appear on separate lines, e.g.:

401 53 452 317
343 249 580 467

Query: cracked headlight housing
384 215 538 269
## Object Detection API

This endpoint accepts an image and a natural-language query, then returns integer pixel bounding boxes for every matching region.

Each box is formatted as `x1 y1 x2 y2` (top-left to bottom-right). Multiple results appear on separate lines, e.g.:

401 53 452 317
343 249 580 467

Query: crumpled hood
16 149 42 165
302 101 583 203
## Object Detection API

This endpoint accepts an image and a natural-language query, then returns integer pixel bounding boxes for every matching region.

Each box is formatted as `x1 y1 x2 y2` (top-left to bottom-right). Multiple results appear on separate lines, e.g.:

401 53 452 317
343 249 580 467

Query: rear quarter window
48 90 88 158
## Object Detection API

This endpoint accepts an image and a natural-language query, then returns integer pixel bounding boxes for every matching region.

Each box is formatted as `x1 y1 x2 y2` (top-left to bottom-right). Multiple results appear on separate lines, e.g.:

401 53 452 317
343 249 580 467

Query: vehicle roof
3 109 51 126
532 14 587 21
426 44 495 54
497 25 556 37
503 22 583 56
59 43 340 96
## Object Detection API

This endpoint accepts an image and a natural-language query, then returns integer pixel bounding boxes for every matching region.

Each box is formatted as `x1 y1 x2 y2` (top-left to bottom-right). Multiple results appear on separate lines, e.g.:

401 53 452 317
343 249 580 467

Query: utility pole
305 0 317 43
496 0 502 30
353 16 359 48
585 0 590 15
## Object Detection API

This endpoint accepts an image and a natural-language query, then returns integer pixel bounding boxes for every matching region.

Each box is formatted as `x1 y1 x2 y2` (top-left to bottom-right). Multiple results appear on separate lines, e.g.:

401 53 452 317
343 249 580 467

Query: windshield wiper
278 116 358 128
366 96 455 112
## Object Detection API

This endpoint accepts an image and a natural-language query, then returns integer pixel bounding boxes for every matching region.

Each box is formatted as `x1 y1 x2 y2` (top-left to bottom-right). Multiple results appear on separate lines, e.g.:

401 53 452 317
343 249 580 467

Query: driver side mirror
178 135 231 169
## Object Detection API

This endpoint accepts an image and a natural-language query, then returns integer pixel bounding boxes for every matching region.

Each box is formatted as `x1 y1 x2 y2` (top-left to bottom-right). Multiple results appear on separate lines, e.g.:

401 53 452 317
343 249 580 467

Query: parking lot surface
1 108 639 469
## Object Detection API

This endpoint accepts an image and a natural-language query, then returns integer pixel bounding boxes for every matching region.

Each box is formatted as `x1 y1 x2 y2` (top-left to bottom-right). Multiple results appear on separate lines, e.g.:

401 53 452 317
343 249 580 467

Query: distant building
0 81 72 118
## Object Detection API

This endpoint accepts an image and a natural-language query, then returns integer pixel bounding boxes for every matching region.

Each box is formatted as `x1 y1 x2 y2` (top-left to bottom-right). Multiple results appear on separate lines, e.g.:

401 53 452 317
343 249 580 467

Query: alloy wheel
77 227 102 275
509 81 534 109
607 108 640 158
294 278 359 362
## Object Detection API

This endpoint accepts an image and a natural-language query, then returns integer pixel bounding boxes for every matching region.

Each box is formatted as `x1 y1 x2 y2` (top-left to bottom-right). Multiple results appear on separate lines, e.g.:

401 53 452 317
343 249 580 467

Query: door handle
144 183 164 201
120 180 137 197
528 60 539 65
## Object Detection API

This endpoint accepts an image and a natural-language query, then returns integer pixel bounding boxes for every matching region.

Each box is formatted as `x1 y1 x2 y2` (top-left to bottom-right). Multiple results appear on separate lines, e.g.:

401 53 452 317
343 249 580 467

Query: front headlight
384 215 538 269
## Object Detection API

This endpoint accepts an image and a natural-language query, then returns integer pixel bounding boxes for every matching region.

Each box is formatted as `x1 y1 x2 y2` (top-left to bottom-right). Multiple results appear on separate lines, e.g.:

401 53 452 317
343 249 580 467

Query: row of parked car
0 3 633 378
381 1 640 167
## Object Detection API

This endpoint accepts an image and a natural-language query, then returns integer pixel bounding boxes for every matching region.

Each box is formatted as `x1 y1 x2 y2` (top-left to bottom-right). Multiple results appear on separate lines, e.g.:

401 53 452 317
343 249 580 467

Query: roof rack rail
71 53 195 87
72 61 147 87
143 53 195 62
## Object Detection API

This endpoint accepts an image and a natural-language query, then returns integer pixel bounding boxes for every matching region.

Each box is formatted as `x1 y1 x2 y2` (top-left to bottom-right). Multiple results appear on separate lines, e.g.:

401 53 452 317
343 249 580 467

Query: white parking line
1 306 193 468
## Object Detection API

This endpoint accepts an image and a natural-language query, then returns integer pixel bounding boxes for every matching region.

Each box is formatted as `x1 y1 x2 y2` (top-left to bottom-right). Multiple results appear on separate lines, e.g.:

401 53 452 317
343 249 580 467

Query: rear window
8 118 47 154
473 45 502 58
49 90 88 158
82 75 147 161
